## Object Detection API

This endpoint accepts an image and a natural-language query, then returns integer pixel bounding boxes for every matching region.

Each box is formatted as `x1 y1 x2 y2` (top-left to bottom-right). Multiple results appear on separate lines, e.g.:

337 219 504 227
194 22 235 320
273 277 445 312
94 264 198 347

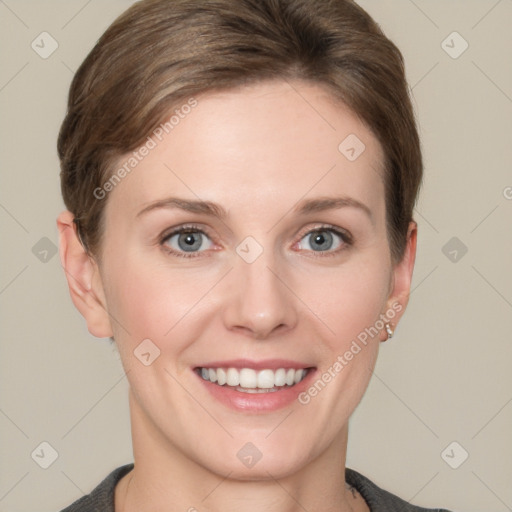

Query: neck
115 389 367 512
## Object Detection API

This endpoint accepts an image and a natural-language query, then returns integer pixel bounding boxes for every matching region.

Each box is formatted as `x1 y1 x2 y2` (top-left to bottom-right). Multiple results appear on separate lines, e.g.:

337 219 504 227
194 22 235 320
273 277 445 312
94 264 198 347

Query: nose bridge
223 241 297 338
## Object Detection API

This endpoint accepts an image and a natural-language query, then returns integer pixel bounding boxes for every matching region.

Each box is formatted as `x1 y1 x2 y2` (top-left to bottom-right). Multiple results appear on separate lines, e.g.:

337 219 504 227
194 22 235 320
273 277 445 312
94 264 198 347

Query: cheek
296 257 391 346
292 261 389 426
102 252 223 357
101 255 173 343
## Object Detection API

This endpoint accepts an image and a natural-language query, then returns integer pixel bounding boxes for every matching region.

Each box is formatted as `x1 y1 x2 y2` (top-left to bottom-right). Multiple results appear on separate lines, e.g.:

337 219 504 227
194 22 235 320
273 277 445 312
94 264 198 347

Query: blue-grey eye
300 229 343 252
165 230 212 253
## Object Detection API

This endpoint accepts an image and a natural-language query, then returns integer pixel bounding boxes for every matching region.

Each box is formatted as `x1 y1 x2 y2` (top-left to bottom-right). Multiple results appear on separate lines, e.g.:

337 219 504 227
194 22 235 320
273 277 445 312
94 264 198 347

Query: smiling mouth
195 366 314 393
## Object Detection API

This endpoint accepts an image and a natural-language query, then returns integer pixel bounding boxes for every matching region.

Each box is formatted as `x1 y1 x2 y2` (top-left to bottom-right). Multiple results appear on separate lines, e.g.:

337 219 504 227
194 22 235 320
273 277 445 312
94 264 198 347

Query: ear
379 221 418 341
56 210 113 338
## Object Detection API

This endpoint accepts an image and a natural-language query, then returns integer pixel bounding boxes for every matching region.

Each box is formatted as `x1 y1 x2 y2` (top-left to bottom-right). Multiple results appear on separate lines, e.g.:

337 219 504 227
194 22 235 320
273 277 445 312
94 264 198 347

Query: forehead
105 79 386 223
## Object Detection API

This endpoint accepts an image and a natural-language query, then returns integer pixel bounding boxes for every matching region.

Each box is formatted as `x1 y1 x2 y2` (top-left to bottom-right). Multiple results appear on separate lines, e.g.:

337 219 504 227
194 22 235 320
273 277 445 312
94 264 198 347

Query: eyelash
159 223 353 259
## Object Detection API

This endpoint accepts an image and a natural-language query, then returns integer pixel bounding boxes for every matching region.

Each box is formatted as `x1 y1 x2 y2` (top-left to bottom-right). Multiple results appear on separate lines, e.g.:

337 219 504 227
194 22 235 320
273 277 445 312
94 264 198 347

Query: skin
57 79 417 512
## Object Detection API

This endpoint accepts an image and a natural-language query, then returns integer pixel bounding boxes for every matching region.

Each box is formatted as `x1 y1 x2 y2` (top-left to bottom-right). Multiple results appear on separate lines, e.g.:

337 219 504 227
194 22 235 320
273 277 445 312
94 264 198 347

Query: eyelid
295 223 353 245
159 223 216 243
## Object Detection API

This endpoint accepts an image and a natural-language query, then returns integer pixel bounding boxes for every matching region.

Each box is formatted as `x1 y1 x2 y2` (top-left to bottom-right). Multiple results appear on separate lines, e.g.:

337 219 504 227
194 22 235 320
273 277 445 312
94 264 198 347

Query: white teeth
274 368 286 387
226 367 240 386
239 368 257 388
294 369 305 384
198 366 310 389
257 369 275 388
217 368 227 385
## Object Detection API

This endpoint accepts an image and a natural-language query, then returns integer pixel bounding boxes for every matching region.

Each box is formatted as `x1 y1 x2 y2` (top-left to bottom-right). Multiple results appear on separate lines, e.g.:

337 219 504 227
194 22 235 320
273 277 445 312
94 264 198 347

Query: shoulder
346 467 454 512
59 463 134 512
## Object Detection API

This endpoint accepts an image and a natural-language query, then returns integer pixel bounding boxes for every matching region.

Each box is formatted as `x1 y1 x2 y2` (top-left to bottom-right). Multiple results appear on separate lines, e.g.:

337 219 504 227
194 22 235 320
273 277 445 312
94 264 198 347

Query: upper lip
194 359 315 371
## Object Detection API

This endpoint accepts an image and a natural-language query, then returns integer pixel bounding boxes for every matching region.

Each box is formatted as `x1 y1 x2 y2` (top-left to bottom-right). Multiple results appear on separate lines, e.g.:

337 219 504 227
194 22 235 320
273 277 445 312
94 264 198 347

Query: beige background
1 1 511 511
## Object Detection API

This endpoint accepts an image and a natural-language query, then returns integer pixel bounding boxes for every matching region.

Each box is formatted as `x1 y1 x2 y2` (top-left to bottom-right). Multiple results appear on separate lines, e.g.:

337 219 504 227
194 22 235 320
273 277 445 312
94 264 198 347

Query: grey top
60 463 453 512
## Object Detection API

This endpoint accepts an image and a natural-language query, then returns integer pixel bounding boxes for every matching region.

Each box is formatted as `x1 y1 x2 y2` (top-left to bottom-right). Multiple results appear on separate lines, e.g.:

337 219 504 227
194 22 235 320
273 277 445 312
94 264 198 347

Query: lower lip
194 368 317 412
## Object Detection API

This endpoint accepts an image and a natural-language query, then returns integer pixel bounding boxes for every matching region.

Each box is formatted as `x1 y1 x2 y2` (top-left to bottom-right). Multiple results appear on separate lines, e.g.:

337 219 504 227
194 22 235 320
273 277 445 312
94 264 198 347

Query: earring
385 323 394 340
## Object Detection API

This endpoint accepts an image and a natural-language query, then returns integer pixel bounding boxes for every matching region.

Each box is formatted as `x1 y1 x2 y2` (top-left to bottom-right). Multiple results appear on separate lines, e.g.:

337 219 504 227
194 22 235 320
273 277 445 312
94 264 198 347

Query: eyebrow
136 195 373 222
294 197 373 222
136 197 226 219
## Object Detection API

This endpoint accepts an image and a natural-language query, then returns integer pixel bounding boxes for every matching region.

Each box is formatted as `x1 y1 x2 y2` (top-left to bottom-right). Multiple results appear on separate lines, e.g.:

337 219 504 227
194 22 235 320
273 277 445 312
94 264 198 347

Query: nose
222 249 298 340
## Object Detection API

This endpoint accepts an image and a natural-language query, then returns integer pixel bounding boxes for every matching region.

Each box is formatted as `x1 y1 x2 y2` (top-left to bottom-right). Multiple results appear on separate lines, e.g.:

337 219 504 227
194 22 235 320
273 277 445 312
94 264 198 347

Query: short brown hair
58 0 422 264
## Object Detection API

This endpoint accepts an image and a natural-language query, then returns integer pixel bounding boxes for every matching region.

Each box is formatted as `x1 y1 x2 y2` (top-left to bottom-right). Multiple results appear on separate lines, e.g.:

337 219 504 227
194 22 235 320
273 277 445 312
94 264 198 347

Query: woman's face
89 79 415 478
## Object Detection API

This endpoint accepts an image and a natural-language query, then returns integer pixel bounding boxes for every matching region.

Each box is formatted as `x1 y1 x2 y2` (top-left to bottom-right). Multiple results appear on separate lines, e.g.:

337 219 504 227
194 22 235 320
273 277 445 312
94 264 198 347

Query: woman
56 0 452 510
